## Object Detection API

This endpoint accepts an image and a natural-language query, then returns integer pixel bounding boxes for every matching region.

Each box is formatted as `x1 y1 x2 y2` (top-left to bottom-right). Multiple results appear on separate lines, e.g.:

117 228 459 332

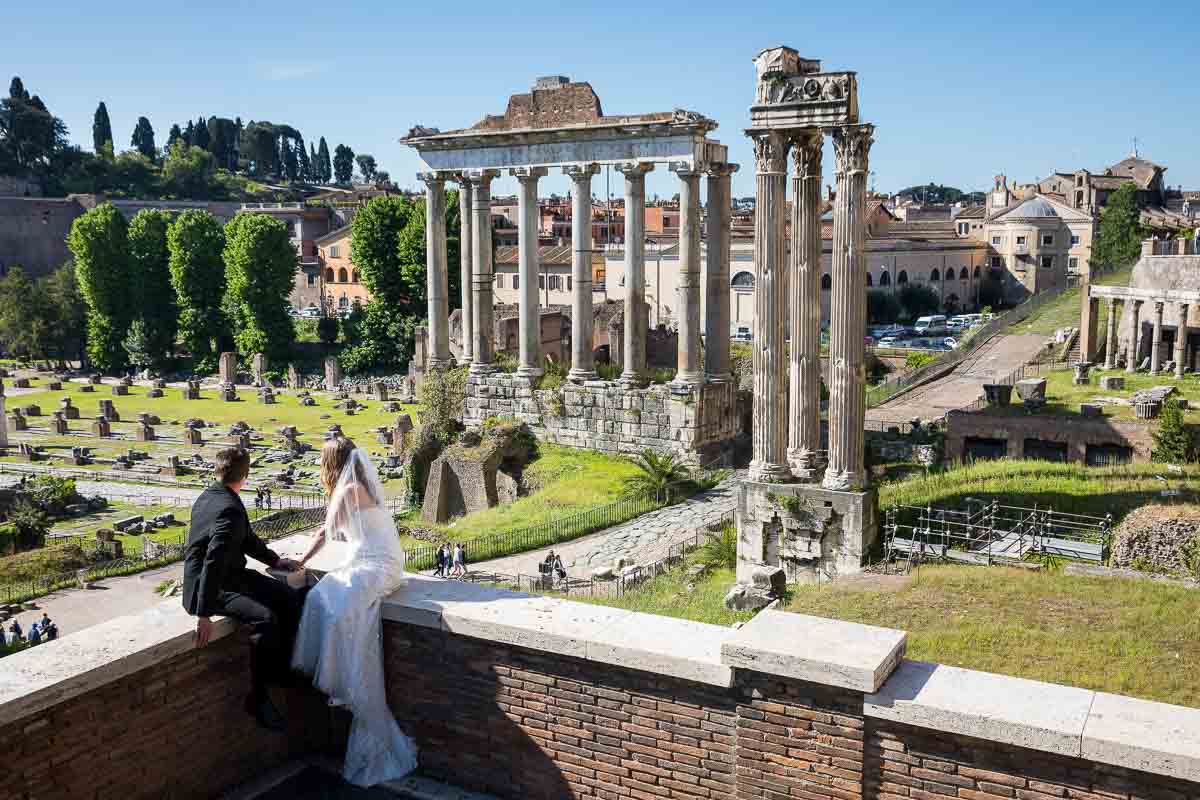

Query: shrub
316 316 339 345
905 351 938 370
26 476 78 513
1152 398 1196 464
620 450 694 502
416 365 468 445
898 284 941 320
696 522 737 570
7 499 50 552
867 289 901 324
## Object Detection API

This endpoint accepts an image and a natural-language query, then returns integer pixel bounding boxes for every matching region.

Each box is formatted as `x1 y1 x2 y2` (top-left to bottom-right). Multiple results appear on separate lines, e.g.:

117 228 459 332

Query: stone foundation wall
945 411 1155 463
866 717 1197 800
463 373 740 464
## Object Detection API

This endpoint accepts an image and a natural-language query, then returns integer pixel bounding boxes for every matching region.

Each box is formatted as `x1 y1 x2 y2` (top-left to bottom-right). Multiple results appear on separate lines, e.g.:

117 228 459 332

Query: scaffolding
883 500 1112 572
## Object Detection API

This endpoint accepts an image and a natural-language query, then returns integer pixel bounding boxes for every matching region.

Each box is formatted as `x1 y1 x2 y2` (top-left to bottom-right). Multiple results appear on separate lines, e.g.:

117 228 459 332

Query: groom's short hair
214 447 250 485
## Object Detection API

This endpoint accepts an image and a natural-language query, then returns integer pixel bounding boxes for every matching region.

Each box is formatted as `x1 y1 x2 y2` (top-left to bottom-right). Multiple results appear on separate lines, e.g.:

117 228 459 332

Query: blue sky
13 0 1199 201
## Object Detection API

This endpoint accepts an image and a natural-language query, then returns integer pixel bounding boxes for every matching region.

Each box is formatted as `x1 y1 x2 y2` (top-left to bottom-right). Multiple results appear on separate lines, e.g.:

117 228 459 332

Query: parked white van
913 315 947 334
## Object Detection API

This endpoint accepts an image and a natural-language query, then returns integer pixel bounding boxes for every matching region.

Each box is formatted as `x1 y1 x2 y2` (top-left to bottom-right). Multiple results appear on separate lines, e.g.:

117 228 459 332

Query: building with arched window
315 225 372 312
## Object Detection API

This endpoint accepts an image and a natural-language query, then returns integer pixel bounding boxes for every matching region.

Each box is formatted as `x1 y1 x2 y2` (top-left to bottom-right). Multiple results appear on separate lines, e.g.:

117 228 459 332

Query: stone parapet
462 372 739 464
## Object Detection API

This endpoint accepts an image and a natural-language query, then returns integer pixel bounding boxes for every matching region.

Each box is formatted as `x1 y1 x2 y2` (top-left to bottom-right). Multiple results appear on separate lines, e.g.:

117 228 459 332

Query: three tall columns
418 173 451 369
513 167 548 377
787 131 824 480
565 164 600 382
617 162 654 386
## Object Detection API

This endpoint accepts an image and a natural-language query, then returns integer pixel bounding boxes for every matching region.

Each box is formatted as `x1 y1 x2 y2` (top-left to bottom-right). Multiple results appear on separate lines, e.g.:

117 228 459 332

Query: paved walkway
448 474 741 581
867 334 1047 425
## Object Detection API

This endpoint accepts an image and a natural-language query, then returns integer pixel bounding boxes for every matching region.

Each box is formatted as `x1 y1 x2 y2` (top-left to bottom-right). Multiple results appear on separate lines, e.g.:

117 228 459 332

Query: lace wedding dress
292 449 417 786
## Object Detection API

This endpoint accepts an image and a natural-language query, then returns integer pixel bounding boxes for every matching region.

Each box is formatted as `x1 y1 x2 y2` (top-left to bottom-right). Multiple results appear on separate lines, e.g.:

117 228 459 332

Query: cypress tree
92 101 113 153
192 115 210 150
167 124 184 150
317 137 331 183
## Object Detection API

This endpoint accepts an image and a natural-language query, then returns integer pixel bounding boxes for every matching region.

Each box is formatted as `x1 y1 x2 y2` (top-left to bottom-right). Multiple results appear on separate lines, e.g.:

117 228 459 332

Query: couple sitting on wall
182 441 416 787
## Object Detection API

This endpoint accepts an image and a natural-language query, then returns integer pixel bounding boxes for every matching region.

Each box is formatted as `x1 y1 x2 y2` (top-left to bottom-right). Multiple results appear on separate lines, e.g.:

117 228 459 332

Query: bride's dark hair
320 436 357 495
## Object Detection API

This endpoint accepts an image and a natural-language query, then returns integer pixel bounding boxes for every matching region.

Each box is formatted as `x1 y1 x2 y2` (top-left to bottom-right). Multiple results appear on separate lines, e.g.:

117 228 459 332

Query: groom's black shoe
245 693 287 732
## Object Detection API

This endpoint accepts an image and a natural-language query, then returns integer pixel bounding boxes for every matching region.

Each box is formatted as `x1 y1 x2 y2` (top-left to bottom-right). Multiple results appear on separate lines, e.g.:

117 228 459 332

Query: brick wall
865 718 1196 800
385 622 738 800
1 633 341 800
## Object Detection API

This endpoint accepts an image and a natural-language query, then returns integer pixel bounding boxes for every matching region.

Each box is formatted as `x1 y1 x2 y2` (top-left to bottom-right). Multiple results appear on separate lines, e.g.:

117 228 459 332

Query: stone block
723 583 774 612
1081 691 1200 783
748 565 786 595
1080 403 1102 418
1015 378 1047 402
111 384 128 396
1099 375 1125 390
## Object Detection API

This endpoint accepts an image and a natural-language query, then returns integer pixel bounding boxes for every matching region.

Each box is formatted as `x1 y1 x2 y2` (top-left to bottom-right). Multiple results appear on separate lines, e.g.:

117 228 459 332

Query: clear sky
12 0 1199 202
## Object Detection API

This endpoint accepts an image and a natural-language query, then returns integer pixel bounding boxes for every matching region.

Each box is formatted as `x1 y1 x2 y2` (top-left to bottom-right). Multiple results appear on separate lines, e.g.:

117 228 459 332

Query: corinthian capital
563 163 600 182
616 161 655 178
790 130 823 179
462 168 500 188
832 124 875 176
416 171 448 186
510 166 549 183
707 162 739 179
750 131 789 175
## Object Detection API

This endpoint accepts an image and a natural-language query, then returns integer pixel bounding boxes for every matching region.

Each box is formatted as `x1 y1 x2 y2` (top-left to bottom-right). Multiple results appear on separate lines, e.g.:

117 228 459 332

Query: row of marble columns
419 162 737 387
748 124 875 491
1102 297 1190 378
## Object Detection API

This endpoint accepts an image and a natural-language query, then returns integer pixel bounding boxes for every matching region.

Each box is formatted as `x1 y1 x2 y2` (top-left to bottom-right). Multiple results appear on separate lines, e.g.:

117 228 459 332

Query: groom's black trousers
213 569 306 700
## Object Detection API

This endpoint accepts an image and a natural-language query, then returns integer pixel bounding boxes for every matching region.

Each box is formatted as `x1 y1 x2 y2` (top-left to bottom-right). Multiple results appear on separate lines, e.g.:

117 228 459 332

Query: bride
292 436 417 786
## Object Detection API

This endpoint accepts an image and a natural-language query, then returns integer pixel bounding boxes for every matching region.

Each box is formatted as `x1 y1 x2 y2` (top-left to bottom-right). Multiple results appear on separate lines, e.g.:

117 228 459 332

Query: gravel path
448 474 741 580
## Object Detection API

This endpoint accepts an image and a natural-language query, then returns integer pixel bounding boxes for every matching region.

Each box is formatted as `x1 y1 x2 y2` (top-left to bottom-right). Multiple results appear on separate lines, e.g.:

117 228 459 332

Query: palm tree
621 449 694 503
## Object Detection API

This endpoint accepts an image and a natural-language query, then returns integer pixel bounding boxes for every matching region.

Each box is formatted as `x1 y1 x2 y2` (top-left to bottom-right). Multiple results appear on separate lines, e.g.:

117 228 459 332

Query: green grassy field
394 444 640 547
563 566 757 627
785 565 1200 708
877 459 1199 520
1016 264 1134 337
1 380 419 465
975 367 1200 422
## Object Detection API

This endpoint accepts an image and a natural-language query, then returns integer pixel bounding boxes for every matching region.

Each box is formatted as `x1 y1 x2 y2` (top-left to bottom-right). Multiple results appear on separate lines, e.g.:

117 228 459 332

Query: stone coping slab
381 576 734 687
865 660 1095 757
720 609 906 692
1083 692 1200 783
0 599 237 728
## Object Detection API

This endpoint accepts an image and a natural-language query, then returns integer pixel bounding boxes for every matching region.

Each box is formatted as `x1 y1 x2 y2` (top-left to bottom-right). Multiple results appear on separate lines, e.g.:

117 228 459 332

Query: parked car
299 306 321 318
877 336 903 348
731 326 752 343
943 337 959 349
870 323 906 339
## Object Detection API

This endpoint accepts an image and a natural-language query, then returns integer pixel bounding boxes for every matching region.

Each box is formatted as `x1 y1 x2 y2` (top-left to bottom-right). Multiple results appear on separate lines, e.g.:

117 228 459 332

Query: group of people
541 550 568 585
4 613 58 647
182 442 417 787
432 541 468 578
252 486 274 510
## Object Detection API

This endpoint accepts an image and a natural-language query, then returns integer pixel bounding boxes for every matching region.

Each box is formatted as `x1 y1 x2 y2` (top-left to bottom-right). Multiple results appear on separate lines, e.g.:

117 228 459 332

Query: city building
314 225 370 312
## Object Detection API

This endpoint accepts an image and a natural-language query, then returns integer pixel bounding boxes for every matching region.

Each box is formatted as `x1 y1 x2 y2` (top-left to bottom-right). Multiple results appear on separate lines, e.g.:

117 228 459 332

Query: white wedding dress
292 449 418 787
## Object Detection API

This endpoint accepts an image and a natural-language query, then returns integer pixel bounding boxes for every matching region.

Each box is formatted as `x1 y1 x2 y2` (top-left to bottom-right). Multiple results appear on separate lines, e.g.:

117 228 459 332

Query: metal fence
866 286 1068 410
882 499 1113 571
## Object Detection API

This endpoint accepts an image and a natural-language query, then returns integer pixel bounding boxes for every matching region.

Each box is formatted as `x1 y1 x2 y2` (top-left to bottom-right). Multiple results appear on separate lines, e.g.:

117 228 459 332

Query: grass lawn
1016 264 1133 337
564 566 756 627
974 367 1200 423
394 444 640 547
1 380 419 472
785 565 1200 708
877 459 1200 520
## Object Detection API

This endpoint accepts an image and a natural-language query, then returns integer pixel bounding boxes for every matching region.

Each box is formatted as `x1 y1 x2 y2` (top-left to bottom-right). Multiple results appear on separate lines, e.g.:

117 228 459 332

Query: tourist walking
434 544 447 577
28 623 40 645
9 620 22 643
451 543 464 578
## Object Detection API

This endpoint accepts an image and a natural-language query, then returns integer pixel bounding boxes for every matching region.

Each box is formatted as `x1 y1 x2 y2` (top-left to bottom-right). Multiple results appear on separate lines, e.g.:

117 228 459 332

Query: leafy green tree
281 136 298 180
867 289 901 324
92 101 113 154
68 203 131 371
0 267 49 359
167 210 226 370
396 190 462 311
333 144 354 184
355 153 377 184
1152 399 1196 464
0 76 68 172
183 119 195 145
122 318 155 371
126 209 177 362
40 262 88 365
162 141 215 198
620 450 694 502
191 115 210 150
166 123 184 150
206 117 238 170
317 137 331 183
223 213 297 362
898 283 940 320
7 499 49 552
296 136 311 181
317 315 339 344
1093 183 1145 270
130 116 156 160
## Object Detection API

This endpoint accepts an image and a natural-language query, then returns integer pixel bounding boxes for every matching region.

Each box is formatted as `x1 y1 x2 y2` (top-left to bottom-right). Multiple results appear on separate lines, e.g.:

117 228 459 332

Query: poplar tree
223 213 297 361
68 203 131 371
126 209 178 364
167 210 226 370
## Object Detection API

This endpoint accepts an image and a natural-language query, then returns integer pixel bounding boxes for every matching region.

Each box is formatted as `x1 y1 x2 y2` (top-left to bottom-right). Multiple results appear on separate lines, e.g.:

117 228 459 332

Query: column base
617 371 648 388
426 357 452 371
748 460 792 483
670 371 705 390
468 362 495 377
786 448 824 482
515 366 544 379
568 368 598 383
704 372 733 383
822 467 864 493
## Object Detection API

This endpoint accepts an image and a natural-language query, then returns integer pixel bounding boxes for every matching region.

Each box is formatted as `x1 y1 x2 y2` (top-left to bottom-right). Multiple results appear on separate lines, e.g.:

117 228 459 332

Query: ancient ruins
404 75 739 463
734 47 878 588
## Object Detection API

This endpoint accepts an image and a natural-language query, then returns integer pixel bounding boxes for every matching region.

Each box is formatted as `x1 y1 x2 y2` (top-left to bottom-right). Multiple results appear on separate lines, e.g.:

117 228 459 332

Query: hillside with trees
0 75 383 200
896 182 985 205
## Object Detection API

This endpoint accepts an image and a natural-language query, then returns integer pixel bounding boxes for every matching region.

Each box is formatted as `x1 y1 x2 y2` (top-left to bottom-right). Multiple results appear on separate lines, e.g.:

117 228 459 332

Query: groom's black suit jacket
182 483 281 618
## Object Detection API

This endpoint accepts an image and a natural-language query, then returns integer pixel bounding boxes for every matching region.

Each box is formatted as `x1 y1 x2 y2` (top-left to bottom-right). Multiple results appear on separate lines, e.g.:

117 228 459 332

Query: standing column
466 169 499 375
0 380 7 450
787 131 824 480
1150 301 1165 374
824 124 875 493
1176 304 1190 378
564 164 600 382
418 172 451 369
1103 297 1118 369
512 167 548 378
1127 300 1142 373
617 162 654 386
458 177 474 364
704 163 737 382
748 130 791 482
671 163 704 387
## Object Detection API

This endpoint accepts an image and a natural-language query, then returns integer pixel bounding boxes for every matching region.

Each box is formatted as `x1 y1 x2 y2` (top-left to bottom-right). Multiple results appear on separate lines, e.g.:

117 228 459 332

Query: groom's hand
195 617 213 647
276 558 301 572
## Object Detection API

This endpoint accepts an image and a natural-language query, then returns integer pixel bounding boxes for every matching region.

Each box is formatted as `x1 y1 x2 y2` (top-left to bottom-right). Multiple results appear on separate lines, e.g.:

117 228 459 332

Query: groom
182 447 304 731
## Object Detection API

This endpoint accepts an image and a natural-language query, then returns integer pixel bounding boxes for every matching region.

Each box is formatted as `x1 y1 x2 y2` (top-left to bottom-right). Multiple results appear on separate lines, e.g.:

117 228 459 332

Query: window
957 222 969 235
567 276 572 292
338 268 348 283
1041 234 1054 246
1016 236 1027 246
879 271 890 287
1071 235 1080 246
495 273 504 288
1040 256 1054 269
330 245 341 258
325 268 335 282
539 275 545 289
731 271 755 290
821 274 832 290
513 274 519 290
351 270 359 284
338 294 349 309
930 268 940 282
959 267 969 280
992 236 1002 246
1068 257 1079 270
990 256 1003 269
897 270 908 285
307 273 316 286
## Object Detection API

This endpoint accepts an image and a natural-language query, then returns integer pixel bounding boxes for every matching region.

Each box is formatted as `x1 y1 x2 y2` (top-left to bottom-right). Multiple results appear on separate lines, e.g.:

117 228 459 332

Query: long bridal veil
293 446 417 786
